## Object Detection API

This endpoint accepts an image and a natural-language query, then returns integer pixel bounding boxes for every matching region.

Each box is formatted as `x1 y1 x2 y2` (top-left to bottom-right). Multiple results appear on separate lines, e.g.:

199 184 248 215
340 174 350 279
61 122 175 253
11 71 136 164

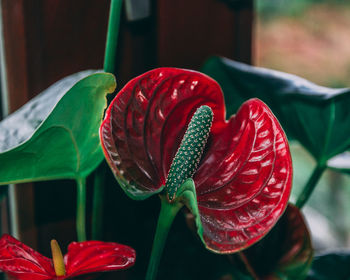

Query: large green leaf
201 56 350 165
307 252 350 280
0 71 96 152
0 72 116 184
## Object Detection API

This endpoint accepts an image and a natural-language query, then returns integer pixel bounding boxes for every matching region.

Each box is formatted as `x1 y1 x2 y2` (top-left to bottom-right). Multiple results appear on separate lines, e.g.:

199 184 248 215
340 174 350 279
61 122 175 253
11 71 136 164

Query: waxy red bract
100 68 292 253
0 234 136 280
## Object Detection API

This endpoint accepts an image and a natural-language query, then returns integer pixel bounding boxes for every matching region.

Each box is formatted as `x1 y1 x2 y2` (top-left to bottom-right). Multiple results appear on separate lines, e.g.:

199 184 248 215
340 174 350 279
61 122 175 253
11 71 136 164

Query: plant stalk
92 163 106 240
145 196 182 280
76 177 87 242
238 252 259 280
103 0 123 74
296 164 326 208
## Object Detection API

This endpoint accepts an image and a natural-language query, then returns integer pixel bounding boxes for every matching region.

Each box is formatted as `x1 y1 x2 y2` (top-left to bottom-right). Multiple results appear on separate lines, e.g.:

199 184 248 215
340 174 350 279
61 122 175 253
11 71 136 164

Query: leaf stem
103 0 123 73
76 177 87 242
296 164 326 208
92 163 106 240
146 196 182 280
237 252 259 280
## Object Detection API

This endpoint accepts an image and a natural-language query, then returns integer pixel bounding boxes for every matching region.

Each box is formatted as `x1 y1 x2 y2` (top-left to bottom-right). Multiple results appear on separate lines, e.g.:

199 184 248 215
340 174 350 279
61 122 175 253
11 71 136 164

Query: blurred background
256 0 350 87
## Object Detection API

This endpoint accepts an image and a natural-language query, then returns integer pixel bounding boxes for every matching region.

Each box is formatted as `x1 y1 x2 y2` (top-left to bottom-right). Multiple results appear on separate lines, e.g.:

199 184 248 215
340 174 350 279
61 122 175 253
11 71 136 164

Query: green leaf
307 252 350 280
242 204 313 280
0 72 116 185
0 70 97 152
201 56 350 164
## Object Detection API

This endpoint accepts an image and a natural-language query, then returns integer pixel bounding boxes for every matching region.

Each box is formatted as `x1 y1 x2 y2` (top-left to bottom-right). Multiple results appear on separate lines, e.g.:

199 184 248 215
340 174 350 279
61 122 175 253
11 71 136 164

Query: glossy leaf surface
243 204 313 280
0 234 135 280
0 72 116 185
201 56 350 164
100 68 293 253
0 71 95 152
307 251 350 280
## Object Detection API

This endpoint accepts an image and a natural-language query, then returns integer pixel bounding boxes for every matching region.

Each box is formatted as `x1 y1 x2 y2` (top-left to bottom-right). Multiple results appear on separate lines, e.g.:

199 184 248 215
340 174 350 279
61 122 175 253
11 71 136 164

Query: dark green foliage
307 252 350 280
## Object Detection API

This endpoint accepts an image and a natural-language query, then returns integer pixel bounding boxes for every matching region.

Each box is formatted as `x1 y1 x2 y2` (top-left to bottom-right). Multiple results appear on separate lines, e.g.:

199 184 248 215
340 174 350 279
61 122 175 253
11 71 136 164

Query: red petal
0 234 55 280
100 68 226 197
64 240 135 277
196 99 292 253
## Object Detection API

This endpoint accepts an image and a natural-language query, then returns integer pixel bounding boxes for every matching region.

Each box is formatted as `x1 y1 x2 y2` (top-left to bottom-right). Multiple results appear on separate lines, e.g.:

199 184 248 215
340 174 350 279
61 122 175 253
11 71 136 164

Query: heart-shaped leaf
100 68 293 253
0 72 116 185
242 204 313 280
307 251 350 280
201 56 350 165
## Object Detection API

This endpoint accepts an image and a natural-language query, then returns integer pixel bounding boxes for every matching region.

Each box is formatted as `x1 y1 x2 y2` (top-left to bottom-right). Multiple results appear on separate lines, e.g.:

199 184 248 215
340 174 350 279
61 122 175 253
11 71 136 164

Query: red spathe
100 68 293 253
0 234 136 280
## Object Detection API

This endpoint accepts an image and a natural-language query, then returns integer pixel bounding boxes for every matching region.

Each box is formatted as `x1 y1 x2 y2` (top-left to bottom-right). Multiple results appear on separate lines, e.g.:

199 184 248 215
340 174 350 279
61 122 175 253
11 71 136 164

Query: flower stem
103 0 123 74
237 252 259 280
146 196 182 280
296 164 326 209
92 163 106 240
76 177 87 242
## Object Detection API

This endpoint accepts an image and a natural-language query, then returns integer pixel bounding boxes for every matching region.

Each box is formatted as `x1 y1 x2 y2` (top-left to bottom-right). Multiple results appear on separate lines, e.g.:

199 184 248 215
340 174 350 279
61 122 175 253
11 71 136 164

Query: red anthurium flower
0 234 136 280
100 68 292 253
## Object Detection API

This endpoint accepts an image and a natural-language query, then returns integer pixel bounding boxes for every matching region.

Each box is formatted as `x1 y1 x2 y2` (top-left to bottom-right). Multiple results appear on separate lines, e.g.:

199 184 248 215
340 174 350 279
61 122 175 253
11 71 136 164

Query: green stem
296 164 326 209
76 177 87 242
146 196 182 280
92 163 106 240
103 0 123 73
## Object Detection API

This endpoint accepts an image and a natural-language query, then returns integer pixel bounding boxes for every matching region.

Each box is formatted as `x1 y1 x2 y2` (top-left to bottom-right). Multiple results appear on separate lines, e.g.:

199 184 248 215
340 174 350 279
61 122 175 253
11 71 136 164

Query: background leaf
201 56 350 164
0 72 116 185
307 251 350 280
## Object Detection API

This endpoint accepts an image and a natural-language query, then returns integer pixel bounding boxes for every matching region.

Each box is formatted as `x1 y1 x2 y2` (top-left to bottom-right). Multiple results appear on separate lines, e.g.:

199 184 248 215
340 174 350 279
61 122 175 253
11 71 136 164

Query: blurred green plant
307 251 350 279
